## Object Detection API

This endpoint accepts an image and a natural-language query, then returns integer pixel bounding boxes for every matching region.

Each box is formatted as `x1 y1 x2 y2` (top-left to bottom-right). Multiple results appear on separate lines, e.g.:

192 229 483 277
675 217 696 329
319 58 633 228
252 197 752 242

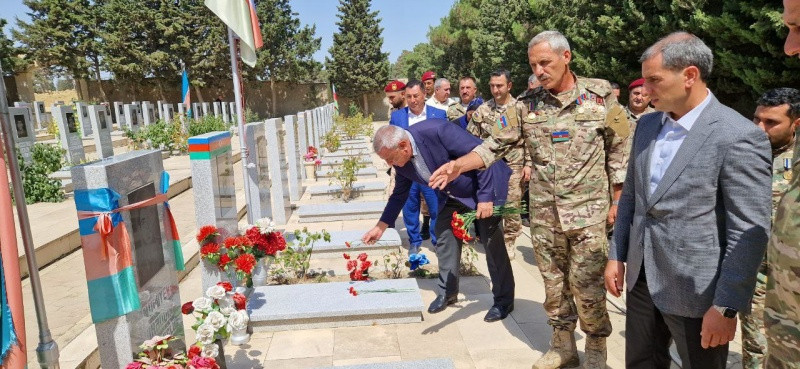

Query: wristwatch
713 305 738 319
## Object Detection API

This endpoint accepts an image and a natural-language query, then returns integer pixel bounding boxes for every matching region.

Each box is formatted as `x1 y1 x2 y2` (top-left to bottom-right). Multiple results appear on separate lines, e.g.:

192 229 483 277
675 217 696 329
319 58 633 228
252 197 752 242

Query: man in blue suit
362 122 515 322
389 80 447 254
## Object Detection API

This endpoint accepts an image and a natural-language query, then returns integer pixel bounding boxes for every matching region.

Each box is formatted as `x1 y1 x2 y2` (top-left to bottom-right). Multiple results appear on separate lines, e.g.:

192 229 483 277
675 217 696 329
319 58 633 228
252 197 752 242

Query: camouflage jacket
621 105 656 172
772 145 794 217
472 75 629 231
467 97 530 167
447 102 467 121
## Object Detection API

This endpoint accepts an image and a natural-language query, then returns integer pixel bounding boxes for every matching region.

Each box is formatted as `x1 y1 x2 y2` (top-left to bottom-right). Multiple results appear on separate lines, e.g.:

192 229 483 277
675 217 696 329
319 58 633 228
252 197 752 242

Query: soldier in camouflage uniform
429 31 629 369
743 88 799 369
447 76 480 129
467 69 531 260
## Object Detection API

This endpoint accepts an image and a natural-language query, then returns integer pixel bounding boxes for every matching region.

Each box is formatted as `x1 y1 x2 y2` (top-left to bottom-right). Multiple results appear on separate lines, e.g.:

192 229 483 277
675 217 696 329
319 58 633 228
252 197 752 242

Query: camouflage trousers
741 260 767 369
529 222 612 337
503 165 525 250
765 232 800 369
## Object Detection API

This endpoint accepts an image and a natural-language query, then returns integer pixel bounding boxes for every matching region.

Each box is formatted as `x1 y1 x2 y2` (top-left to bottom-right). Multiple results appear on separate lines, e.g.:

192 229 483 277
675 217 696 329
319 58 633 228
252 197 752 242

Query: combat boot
581 336 607 369
532 329 579 369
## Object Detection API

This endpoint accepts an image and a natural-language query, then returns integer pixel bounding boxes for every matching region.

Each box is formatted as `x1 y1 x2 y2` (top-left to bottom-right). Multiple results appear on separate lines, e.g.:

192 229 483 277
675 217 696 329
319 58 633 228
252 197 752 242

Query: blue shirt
649 90 713 195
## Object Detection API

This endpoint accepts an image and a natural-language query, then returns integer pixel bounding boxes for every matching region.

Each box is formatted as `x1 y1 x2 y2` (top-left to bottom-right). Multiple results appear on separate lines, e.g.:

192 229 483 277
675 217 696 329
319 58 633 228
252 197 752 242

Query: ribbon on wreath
74 171 184 323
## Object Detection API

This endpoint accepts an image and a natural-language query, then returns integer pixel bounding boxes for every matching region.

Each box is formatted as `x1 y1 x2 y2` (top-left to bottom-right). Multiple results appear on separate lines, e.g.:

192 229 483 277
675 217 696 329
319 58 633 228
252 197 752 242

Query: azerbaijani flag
182 69 191 117
332 83 339 113
205 0 264 68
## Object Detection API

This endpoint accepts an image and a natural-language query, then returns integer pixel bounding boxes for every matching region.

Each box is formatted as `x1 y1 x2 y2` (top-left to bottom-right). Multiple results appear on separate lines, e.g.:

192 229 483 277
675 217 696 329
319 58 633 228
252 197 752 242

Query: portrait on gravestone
14 114 28 138
150 109 155 122
214 155 237 219
128 183 165 287
132 111 139 126
39 104 45 114
99 113 108 130
82 106 88 117
66 112 78 133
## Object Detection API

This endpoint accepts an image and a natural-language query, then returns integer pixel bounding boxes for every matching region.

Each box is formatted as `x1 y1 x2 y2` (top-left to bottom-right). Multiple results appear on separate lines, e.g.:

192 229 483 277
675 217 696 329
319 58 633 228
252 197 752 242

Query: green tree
253 0 322 116
14 0 106 99
0 19 29 76
177 0 230 102
326 0 390 113
393 44 440 82
32 68 56 93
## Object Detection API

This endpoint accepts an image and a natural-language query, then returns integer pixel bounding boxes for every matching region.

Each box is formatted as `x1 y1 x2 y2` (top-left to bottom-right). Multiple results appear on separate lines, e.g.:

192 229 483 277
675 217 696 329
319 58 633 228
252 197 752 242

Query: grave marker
162 103 175 124
213 102 221 117
201 103 210 117
32 101 51 130
156 100 164 120
88 105 114 158
114 102 125 128
75 102 92 136
296 112 308 180
283 115 301 201
222 102 230 124
142 101 157 126
52 105 86 164
8 107 36 163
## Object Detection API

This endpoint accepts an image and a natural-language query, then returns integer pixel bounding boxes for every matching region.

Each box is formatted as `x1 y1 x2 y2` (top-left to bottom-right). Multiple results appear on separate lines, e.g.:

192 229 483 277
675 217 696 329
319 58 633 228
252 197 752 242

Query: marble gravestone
283 115 301 201
52 105 86 165
201 103 210 117
13 102 34 127
213 102 221 117
114 102 125 128
189 131 238 291
8 107 36 163
75 102 92 136
123 104 141 132
221 102 230 124
162 104 175 124
33 101 51 130
229 102 236 123
296 112 309 180
88 105 114 158
156 100 164 120
177 103 187 129
71 150 185 369
192 103 202 119
142 101 157 126
244 121 289 225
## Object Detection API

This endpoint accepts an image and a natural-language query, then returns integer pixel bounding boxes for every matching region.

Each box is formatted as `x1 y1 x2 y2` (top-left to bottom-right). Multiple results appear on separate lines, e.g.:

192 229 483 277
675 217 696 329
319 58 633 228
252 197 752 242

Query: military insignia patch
605 105 630 139
552 131 570 142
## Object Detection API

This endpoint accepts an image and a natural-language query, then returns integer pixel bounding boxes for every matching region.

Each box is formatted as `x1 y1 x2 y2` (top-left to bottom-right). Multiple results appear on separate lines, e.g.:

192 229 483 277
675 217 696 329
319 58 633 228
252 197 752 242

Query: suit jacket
610 96 772 318
379 118 512 226
389 105 447 129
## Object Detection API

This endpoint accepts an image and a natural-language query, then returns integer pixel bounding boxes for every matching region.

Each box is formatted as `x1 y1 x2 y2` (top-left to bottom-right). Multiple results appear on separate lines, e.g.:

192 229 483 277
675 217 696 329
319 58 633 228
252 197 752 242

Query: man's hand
607 205 618 225
701 307 737 349
522 166 532 182
429 160 461 190
476 202 494 219
466 111 474 122
362 223 387 244
604 260 625 297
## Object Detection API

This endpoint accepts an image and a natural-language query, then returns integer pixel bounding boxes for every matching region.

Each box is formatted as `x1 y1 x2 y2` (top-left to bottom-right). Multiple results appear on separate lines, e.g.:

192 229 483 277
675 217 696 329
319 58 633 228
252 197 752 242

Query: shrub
16 144 66 204
188 115 228 137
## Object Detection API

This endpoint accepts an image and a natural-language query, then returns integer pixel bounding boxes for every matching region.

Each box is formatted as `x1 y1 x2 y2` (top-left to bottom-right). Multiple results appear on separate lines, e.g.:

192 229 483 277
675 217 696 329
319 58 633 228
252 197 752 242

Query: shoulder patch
605 105 630 138
582 77 612 98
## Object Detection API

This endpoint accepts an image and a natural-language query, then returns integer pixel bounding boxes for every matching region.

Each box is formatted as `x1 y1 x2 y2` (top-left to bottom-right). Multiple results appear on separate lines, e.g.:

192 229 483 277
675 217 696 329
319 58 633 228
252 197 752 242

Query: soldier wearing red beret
625 78 654 126
421 71 436 99
384 80 407 112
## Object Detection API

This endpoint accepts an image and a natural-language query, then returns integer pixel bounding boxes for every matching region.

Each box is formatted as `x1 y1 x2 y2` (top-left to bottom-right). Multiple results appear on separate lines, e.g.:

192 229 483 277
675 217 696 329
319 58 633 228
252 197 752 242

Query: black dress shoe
427 294 458 313
483 303 514 322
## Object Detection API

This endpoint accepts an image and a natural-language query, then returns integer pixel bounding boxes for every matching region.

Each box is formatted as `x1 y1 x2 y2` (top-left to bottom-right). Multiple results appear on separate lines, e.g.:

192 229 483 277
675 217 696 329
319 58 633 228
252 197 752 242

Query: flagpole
0 65 60 368
228 27 255 225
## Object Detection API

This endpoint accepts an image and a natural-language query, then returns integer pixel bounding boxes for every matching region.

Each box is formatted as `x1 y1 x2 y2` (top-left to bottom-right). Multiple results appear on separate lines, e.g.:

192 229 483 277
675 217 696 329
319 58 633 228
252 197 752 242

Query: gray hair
528 30 571 53
434 78 450 90
373 125 408 152
640 31 714 80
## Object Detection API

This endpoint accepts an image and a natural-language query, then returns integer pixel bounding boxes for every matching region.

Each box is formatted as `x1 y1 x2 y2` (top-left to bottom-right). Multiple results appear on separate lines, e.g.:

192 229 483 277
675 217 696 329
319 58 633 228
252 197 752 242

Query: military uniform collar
774 137 796 158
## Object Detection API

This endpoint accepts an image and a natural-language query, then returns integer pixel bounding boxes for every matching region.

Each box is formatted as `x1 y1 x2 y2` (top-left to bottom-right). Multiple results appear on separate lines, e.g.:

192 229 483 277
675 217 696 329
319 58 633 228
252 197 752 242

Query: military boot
532 329 579 369
582 336 607 369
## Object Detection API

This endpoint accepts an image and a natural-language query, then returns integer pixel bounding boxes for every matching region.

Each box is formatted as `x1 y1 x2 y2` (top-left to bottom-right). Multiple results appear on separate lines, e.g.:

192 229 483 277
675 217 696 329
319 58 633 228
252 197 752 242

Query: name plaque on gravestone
67 113 78 133
129 183 166 286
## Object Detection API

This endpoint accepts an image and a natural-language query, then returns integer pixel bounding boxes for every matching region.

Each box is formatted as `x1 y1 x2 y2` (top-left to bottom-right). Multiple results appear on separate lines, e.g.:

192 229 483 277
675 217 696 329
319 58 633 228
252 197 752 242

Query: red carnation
357 253 368 262
360 260 372 271
200 242 220 256
246 227 269 252
196 225 219 243
346 260 358 271
235 253 257 274
265 232 287 255
181 301 194 315
216 281 233 292
350 269 363 281
232 293 247 310
188 345 202 359
343 253 350 260
345 241 352 248
218 254 232 268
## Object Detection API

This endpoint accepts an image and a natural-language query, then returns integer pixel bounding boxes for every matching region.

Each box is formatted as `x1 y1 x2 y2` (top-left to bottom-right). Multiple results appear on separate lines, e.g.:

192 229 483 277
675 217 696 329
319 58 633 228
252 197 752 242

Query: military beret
421 71 436 81
467 97 484 112
384 80 406 92
628 78 645 90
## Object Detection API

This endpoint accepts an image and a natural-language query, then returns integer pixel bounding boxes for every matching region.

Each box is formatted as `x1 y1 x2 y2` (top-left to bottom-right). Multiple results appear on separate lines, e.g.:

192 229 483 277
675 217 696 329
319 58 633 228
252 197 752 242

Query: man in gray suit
605 32 772 368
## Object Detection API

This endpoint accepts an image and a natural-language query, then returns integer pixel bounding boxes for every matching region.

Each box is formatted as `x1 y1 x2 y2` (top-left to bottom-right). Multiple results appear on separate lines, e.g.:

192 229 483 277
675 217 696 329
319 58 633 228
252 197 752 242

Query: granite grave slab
315 167 378 180
307 181 386 200
297 201 386 223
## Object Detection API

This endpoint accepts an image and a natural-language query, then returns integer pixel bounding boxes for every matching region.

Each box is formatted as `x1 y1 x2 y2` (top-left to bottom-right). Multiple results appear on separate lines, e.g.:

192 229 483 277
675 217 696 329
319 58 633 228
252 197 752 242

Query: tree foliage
326 0 390 107
0 19 29 75
400 0 799 111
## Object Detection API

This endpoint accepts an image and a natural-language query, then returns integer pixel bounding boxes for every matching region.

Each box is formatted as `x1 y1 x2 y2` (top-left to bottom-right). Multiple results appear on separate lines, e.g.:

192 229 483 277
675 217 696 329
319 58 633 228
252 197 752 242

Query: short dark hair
610 82 620 89
405 79 424 92
459 76 477 86
757 88 800 120
489 69 511 83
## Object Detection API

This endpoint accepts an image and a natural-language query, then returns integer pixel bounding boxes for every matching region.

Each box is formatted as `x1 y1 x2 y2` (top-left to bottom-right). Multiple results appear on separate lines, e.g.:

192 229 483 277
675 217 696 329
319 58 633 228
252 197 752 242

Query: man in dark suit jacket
388 80 448 254
606 32 772 368
362 121 516 322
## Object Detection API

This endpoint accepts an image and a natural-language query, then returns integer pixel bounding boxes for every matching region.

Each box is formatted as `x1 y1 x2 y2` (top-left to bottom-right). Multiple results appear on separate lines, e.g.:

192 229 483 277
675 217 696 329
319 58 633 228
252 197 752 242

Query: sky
2 0 457 64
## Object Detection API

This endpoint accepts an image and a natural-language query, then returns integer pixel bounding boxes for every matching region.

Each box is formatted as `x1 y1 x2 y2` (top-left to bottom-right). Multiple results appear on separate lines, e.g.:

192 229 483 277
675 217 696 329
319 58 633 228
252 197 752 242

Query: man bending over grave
362 122 516 322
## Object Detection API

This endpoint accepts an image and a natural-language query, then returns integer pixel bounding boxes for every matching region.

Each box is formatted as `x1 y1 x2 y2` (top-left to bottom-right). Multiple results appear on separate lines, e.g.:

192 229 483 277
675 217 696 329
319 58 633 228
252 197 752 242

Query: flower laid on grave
243 218 287 259
450 204 527 242
126 335 220 369
182 282 249 361
407 253 430 271
343 252 372 281
347 285 415 297
303 146 319 162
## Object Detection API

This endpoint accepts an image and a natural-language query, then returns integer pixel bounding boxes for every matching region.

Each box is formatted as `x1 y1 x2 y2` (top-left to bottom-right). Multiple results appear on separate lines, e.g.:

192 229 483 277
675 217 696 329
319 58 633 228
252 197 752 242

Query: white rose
227 310 250 331
201 343 219 358
192 297 212 312
206 285 226 300
195 323 216 345
206 310 227 331
256 217 274 234
220 306 236 316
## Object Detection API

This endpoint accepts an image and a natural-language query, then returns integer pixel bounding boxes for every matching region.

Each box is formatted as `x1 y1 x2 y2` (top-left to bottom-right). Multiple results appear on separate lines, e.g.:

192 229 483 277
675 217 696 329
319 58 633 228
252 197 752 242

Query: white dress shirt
426 96 455 111
408 105 427 126
649 90 713 195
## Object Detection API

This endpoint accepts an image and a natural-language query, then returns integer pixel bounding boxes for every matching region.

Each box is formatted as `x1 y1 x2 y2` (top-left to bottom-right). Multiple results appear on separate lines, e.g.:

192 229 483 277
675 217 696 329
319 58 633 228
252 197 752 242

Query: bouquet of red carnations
450 204 527 242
